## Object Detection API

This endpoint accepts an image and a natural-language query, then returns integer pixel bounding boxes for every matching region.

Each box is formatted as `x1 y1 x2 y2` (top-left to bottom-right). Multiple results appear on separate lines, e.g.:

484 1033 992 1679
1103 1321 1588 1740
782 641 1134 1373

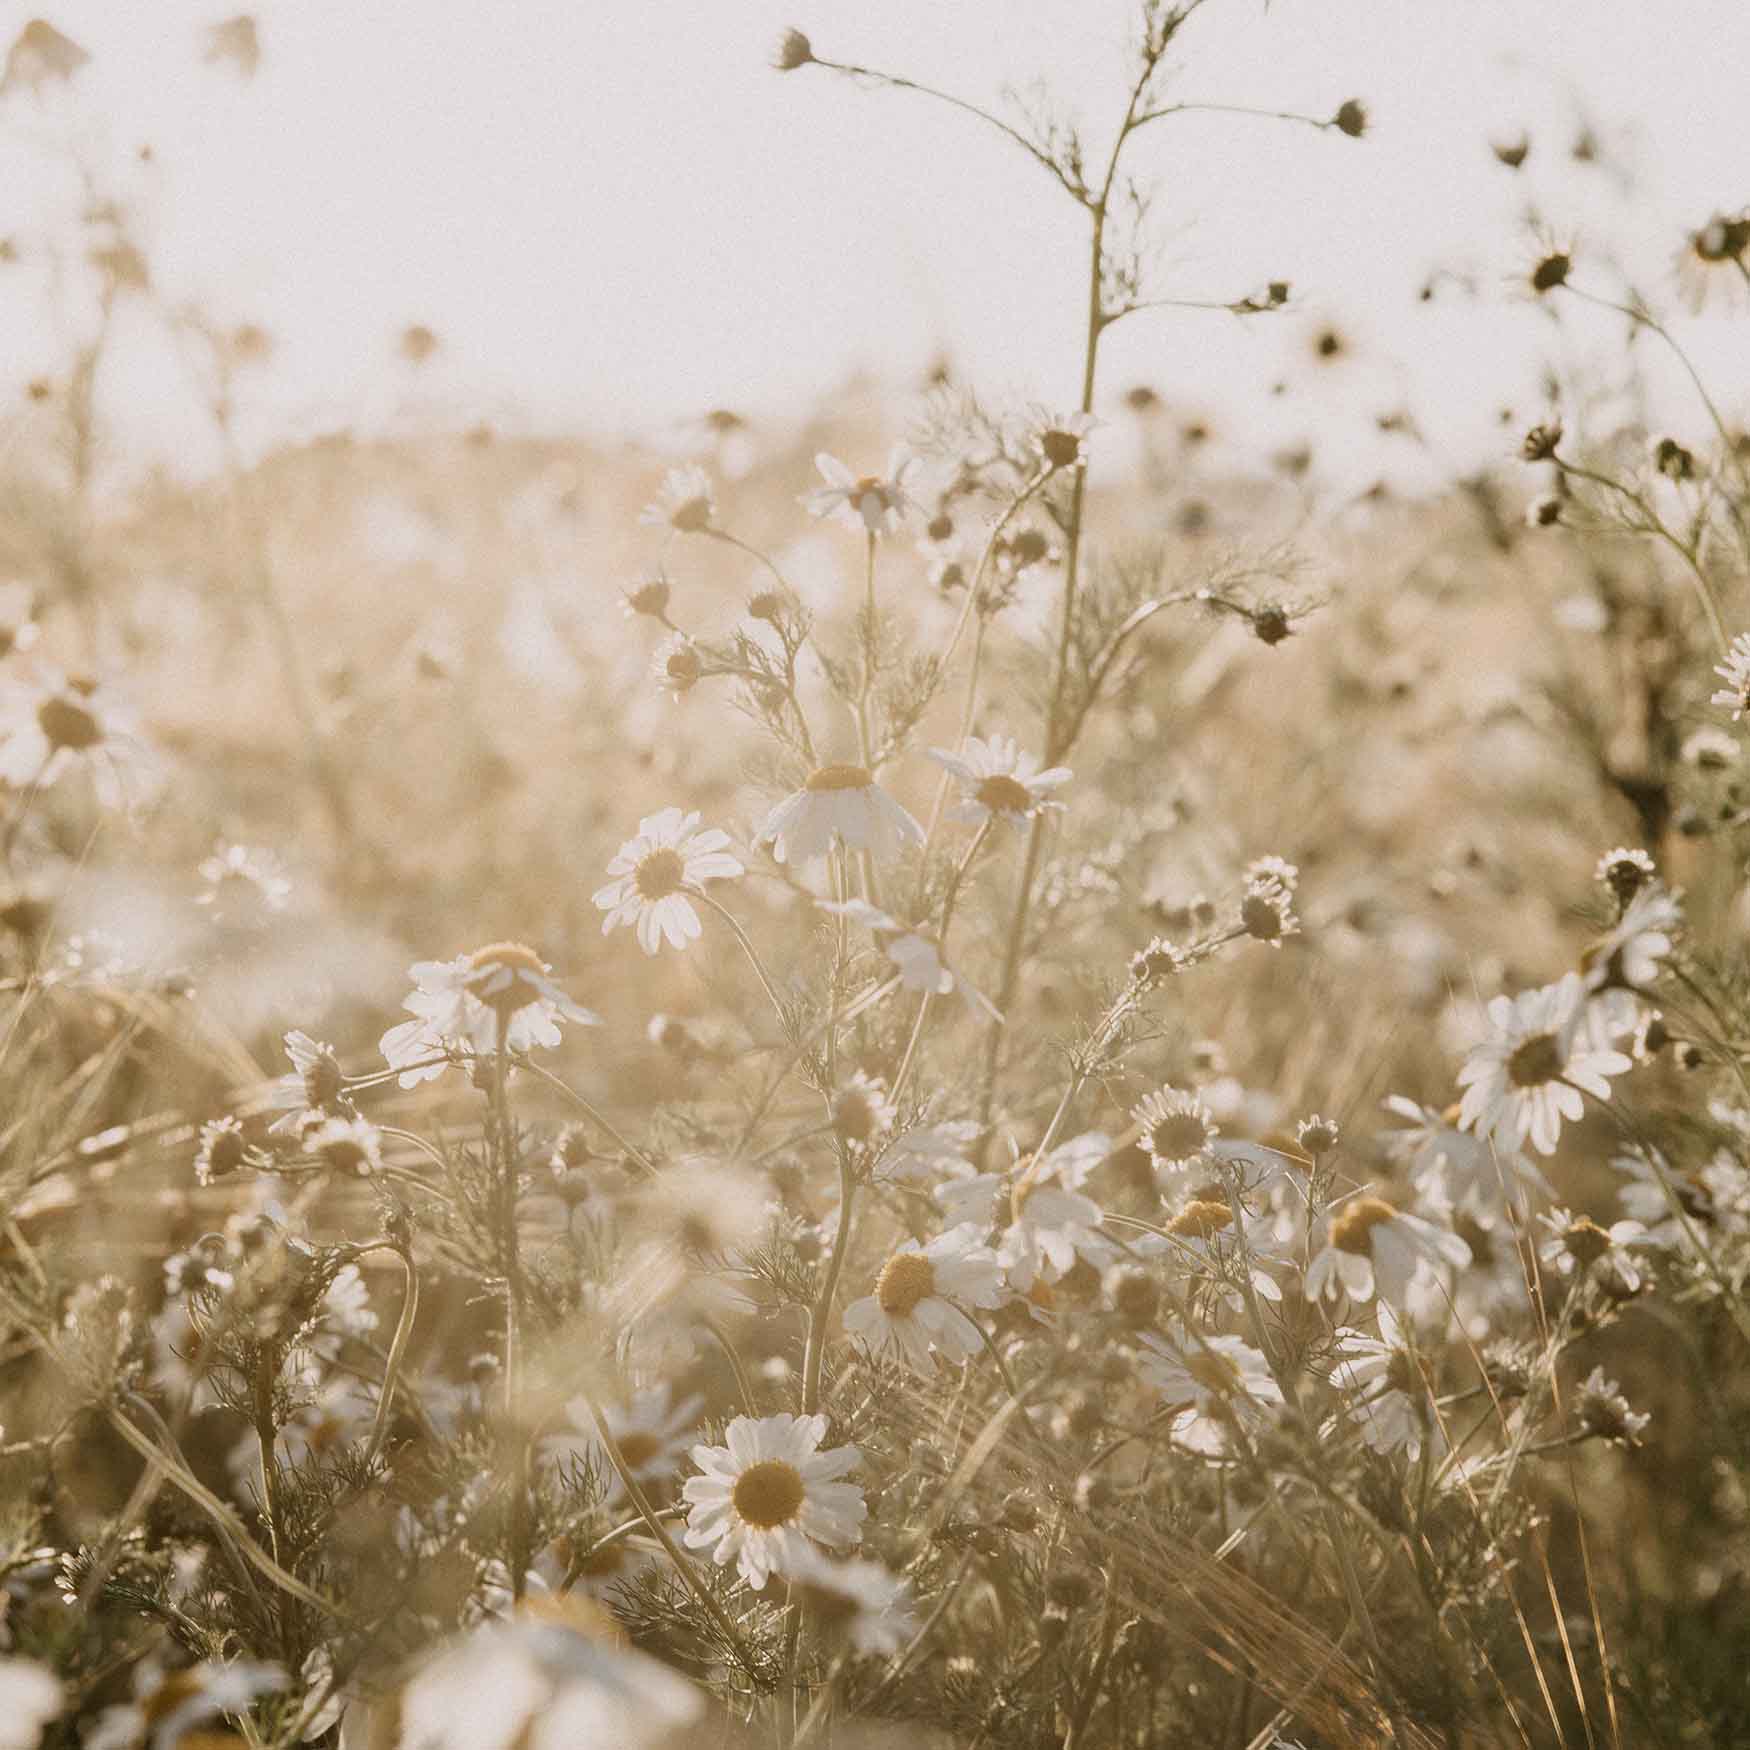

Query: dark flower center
1506 1032 1564 1089
732 1459 805 1530
634 847 686 900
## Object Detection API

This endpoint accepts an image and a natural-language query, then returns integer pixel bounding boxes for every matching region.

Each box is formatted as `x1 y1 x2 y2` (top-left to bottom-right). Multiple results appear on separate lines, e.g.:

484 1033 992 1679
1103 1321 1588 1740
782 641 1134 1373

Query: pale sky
1 0 1746 487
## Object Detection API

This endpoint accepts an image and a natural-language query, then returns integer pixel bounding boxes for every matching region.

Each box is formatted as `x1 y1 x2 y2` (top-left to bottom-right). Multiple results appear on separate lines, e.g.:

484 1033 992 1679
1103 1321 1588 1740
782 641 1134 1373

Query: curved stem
365 1243 420 1467
518 1061 658 1181
696 889 791 1027
802 1148 857 1417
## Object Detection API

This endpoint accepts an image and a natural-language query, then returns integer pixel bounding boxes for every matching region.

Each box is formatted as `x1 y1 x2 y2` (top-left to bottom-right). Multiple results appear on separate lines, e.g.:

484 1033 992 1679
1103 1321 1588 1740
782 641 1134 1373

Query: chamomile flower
682 1413 866 1588
1133 1085 1220 1173
268 1030 348 1133
548 1385 704 1498
1138 1329 1283 1455
1581 882 1680 992
801 448 919 536
842 1224 1003 1372
594 807 744 954
1593 846 1657 905
1024 409 1101 472
1456 973 1631 1154
820 898 999 1020
1304 1196 1471 1306
925 734 1072 829
652 632 704 698
193 1116 247 1186
784 1547 918 1657
1711 632 1750 721
1576 1366 1649 1444
1155 1191 1288 1306
1329 1302 1443 1462
303 1115 383 1178
1380 1095 1551 1220
757 765 923 866
638 463 716 535
195 841 292 920
1675 210 1750 314
1239 872 1299 946
1536 1206 1650 1292
379 944 600 1087
0 668 157 810
937 1133 1113 1290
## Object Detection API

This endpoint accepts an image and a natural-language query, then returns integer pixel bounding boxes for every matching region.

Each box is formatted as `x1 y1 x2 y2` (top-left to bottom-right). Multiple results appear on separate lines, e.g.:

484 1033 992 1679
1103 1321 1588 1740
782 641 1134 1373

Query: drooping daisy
842 1224 1003 1372
379 944 600 1087
820 898 999 1020
302 1115 383 1178
925 733 1072 830
757 765 923 866
1133 1085 1220 1173
594 808 744 955
1239 872 1299 947
1581 882 1680 993
1380 1094 1550 1221
801 448 919 536
1456 972 1632 1155
783 1547 918 1657
1137 1329 1283 1455
1304 1196 1472 1306
651 632 704 699
1711 632 1750 721
268 1030 348 1133
638 463 716 535
1328 1302 1443 1462
682 1413 866 1588
1575 1366 1649 1445
0 668 158 810
1536 1206 1650 1293
1675 210 1750 315
194 1117 248 1186
548 1385 704 1498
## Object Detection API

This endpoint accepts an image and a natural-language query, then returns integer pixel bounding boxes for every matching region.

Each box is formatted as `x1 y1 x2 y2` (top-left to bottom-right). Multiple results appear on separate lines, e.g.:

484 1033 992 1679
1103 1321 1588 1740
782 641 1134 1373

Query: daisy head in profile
1304 1195 1471 1307
681 1413 866 1588
758 765 923 866
379 944 600 1086
801 448 919 537
783 1546 918 1657
638 463 716 536
926 734 1071 831
842 1223 1003 1373
0 667 157 810
594 807 744 955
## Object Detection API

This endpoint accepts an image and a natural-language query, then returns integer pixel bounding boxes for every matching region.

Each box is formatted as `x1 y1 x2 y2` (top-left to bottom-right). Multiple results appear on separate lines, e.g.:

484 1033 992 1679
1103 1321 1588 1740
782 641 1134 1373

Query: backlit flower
1712 632 1750 721
843 1223 1003 1371
638 464 716 535
782 1547 918 1657
758 765 923 865
594 807 743 954
1304 1196 1471 1306
802 448 918 536
926 733 1071 829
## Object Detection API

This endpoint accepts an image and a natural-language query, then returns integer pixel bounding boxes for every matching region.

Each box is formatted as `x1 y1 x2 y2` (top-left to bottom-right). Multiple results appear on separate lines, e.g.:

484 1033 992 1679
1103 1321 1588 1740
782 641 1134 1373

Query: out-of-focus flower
1593 846 1656 905
1456 973 1631 1154
303 1115 383 1178
0 1658 60 1748
757 765 923 865
1380 1095 1550 1221
546 1384 703 1498
1581 882 1680 992
196 842 292 919
926 734 1071 829
379 944 599 1086
772 28 814 71
843 1223 1003 1371
1 21 89 96
801 449 918 536
1536 1206 1650 1292
937 1133 1113 1290
268 1030 348 1134
594 808 743 955
1138 1329 1283 1455
1133 1085 1219 1173
682 1413 866 1587
0 669 158 810
639 464 716 535
85 1660 285 1750
821 898 1000 1020
194 1117 248 1186
652 633 704 698
204 15 260 76
1024 409 1100 472
1575 1366 1649 1445
1329 1302 1443 1462
785 1546 918 1656
1675 210 1750 314
1304 1196 1471 1306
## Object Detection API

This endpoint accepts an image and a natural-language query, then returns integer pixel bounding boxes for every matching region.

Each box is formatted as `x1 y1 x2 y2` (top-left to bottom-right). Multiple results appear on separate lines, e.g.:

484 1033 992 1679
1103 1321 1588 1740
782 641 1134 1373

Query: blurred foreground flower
801 448 919 536
927 733 1071 828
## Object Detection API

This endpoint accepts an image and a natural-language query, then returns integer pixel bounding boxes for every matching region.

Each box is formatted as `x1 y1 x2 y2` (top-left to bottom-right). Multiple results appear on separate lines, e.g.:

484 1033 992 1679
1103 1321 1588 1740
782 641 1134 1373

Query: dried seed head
772 28 814 71
876 1250 936 1317
1654 437 1696 481
1530 252 1571 294
38 692 103 752
1333 99 1368 138
747 590 785 624
1521 422 1563 462
625 576 672 620
1252 604 1293 646
1296 1114 1341 1158
1492 133 1530 169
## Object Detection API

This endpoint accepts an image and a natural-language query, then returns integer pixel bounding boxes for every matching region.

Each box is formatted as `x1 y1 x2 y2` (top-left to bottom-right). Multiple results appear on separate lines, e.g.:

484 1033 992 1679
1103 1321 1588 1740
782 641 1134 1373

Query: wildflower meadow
2 5 1749 1746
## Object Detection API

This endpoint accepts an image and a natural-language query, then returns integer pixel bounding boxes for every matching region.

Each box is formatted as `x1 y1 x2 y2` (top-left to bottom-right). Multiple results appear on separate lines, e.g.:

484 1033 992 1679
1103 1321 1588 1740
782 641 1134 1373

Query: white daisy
1132 1085 1220 1173
842 1223 1003 1372
1238 873 1299 947
937 1133 1113 1290
651 632 704 699
872 1118 981 1185
1535 1206 1650 1292
1575 1366 1650 1444
801 448 919 536
379 943 600 1087
820 898 999 1020
1581 882 1680 992
0 1659 60 1749
1380 1094 1551 1221
1456 973 1632 1155
1710 631 1750 720
783 1546 919 1657
548 1385 704 1499
681 1412 866 1588
87 1660 285 1750
638 463 716 535
195 841 293 919
1024 408 1101 472
1137 1329 1283 1455
594 808 744 955
0 667 158 810
1593 846 1657 903
267 1029 347 1134
925 733 1071 829
1304 1196 1472 1307
757 764 923 866
1328 1302 1443 1462
1153 1191 1288 1306
303 1115 383 1178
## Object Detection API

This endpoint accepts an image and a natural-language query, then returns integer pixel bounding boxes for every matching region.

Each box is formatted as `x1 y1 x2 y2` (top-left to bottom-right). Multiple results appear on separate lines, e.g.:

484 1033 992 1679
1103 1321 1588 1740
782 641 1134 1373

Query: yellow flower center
1026 1278 1056 1311
975 773 1034 815
615 1430 663 1471
37 694 102 752
731 1458 806 1530
634 847 686 900
1506 1031 1564 1088
1040 428 1083 468
1148 1112 1211 1161
805 764 873 792
467 941 547 1010
876 1251 936 1317
1166 1199 1233 1240
1561 1217 1611 1268
1185 1350 1243 1396
1329 1196 1398 1257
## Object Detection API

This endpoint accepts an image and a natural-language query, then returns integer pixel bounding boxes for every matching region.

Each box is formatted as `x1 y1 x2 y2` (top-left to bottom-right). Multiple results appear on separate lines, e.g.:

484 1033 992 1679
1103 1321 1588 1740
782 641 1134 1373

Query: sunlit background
2 0 1747 490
